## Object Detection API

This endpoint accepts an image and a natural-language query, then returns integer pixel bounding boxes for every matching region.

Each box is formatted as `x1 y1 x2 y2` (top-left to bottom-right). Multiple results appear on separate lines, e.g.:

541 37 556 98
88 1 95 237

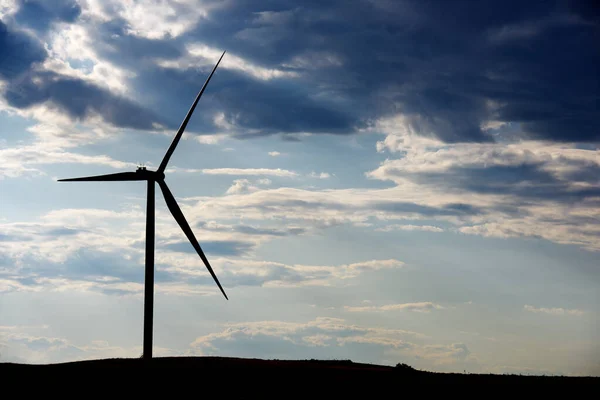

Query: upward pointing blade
157 179 228 300
157 51 226 174
58 172 144 182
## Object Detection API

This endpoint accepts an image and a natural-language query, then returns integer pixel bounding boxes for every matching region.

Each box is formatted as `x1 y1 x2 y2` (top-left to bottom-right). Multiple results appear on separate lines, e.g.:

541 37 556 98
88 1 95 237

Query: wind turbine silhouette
58 52 228 359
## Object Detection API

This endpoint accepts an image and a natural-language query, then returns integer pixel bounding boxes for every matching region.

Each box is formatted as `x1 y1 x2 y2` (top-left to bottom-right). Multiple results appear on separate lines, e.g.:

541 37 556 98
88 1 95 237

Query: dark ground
1 356 597 395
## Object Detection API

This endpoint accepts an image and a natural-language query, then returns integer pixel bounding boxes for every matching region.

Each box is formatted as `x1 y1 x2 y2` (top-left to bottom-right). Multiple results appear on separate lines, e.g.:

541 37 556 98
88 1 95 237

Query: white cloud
195 134 229 145
45 23 135 95
0 324 180 363
189 317 476 371
0 203 406 293
309 171 331 179
160 258 405 288
345 302 444 313
0 143 134 179
268 151 281 157
226 179 258 195
190 317 421 352
157 43 298 80
524 305 585 316
256 178 272 186
376 224 444 233
164 167 202 174
0 0 18 18
362 113 600 251
80 0 220 40
202 168 298 177
173 176 600 251
0 102 123 149
26 122 115 148
371 114 599 178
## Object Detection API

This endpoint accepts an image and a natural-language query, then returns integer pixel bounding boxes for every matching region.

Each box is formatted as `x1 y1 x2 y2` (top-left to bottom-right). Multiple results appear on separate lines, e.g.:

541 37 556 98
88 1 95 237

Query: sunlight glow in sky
0 0 598 375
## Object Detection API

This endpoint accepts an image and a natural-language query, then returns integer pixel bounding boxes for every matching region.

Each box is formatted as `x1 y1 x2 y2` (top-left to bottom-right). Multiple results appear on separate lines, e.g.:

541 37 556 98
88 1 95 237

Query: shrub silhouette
395 362 416 372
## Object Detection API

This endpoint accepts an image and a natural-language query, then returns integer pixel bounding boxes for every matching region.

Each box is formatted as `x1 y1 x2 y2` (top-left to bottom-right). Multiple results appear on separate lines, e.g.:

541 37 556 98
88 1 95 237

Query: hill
1 356 596 395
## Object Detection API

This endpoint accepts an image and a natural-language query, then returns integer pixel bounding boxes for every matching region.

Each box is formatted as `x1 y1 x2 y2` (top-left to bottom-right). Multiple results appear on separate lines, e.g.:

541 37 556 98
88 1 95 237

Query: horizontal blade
58 172 144 182
157 51 226 174
157 180 228 300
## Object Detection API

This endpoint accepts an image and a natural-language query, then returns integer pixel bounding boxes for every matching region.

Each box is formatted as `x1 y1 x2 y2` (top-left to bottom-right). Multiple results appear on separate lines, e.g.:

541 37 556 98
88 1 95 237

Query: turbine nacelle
136 167 165 181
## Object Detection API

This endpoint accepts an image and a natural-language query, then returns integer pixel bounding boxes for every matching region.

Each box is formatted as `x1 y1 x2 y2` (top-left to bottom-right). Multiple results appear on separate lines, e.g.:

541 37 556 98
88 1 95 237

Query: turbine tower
58 52 227 360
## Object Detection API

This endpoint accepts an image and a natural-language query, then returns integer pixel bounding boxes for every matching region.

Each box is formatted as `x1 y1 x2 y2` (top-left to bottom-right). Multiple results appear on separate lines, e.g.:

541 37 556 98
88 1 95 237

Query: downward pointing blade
158 51 226 174
157 179 228 300
58 172 144 182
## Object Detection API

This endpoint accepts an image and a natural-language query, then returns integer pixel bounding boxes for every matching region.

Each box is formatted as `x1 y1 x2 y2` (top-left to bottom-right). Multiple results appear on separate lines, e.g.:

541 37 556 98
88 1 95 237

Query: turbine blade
58 172 143 182
157 180 228 300
157 51 226 174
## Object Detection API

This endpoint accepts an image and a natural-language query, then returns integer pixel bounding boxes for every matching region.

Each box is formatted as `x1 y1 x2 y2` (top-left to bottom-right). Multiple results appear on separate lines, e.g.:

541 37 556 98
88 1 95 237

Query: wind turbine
58 52 228 360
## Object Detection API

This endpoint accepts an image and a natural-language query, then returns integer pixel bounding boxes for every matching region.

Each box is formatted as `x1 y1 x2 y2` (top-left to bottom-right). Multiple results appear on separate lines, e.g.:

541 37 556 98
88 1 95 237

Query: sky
0 0 598 375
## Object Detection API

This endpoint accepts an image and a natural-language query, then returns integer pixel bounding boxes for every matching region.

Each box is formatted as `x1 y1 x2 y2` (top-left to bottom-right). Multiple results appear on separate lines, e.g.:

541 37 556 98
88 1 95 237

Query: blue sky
0 0 598 375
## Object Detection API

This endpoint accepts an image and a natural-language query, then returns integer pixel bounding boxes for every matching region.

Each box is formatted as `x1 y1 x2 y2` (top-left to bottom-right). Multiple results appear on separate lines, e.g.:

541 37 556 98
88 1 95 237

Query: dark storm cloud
4 71 167 130
102 62 358 137
0 18 167 131
0 21 46 79
93 18 185 66
211 73 358 136
14 0 81 34
2 0 598 142
452 165 600 201
389 162 600 204
151 0 597 142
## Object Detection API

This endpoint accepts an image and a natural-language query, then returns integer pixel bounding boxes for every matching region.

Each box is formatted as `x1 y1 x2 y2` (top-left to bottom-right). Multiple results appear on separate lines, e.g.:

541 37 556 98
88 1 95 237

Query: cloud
4 0 596 143
364 118 600 250
309 172 331 179
189 317 475 371
4 71 166 130
164 239 254 257
224 177 278 195
268 151 281 157
0 142 134 179
13 0 81 34
225 179 258 195
194 0 597 142
196 221 304 238
376 225 444 233
158 43 299 80
1 255 406 294
256 178 272 186
345 302 444 313
103 0 221 40
185 178 600 249
203 168 298 177
0 20 46 80
0 324 179 363
0 204 406 293
168 147 600 251
195 133 229 145
524 305 585 316
159 258 405 289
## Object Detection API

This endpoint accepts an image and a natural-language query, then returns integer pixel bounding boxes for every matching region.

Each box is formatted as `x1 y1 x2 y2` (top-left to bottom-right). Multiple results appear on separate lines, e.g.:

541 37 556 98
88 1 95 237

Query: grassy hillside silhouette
1 356 596 394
